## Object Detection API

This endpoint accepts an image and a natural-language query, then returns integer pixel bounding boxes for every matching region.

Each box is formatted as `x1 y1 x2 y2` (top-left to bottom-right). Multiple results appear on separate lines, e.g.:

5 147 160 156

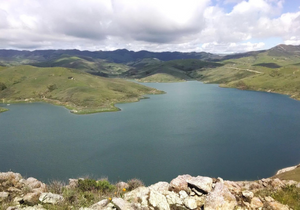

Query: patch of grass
138 73 186 83
272 185 300 210
0 107 8 113
273 167 300 182
255 184 300 210
0 65 163 114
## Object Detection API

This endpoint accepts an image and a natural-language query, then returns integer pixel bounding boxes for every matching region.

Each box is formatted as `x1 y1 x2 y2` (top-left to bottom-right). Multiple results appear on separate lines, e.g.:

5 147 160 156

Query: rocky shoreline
0 168 299 210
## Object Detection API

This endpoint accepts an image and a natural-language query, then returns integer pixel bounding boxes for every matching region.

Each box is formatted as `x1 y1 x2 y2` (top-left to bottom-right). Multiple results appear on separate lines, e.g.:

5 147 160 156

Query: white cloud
0 0 299 53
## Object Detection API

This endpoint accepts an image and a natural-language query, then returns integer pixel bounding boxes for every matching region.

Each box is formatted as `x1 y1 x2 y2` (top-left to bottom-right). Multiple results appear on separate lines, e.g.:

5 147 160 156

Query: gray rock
250 197 264 209
169 175 192 192
20 205 46 210
271 178 284 189
112 197 134 210
149 182 170 192
124 186 150 208
242 190 254 200
8 187 22 193
23 192 41 206
89 199 110 209
183 197 197 209
179 190 189 199
39 192 64 204
0 191 9 202
0 172 22 182
165 191 182 206
187 176 213 194
265 196 274 202
81 202 115 210
149 190 170 210
25 178 42 189
205 181 237 210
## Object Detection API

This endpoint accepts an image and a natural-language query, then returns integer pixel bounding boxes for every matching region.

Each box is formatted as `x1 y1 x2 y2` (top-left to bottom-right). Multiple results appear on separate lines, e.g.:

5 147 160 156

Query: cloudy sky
0 0 299 53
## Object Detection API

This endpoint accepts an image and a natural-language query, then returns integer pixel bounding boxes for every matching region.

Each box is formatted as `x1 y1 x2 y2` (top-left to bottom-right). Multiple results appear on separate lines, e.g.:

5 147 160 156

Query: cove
1 81 300 185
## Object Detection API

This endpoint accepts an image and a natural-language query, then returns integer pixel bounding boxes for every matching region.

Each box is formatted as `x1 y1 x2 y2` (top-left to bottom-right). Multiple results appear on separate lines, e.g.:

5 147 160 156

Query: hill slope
0 65 163 114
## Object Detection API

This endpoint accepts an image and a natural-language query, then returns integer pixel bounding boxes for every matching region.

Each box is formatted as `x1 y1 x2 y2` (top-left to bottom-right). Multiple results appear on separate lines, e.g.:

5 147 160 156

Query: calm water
1 81 300 185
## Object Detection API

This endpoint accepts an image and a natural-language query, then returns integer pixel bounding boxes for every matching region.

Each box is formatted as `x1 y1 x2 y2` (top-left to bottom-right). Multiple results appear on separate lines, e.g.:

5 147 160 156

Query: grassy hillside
125 58 223 82
0 65 163 114
32 55 130 77
273 166 300 182
185 45 300 100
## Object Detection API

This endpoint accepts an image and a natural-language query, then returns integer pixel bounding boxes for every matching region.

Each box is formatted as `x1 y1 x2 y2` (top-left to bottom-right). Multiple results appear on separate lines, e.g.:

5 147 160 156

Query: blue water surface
0 81 300 184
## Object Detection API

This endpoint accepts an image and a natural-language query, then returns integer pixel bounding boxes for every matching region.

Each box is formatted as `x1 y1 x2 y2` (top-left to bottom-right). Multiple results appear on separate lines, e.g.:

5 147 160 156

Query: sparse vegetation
127 178 144 191
256 184 300 210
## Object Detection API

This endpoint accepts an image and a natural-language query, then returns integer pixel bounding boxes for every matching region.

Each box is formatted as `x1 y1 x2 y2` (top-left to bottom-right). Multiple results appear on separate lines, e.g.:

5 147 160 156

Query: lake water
1 81 300 185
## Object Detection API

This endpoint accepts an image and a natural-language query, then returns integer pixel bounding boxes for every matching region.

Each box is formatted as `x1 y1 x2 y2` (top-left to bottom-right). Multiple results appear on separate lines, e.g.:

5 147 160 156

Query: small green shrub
77 178 115 193
0 82 7 90
97 179 115 193
78 179 98 191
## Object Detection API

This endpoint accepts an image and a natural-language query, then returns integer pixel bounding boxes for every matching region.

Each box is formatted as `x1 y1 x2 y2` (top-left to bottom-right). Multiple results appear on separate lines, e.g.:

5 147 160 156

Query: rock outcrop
0 171 299 209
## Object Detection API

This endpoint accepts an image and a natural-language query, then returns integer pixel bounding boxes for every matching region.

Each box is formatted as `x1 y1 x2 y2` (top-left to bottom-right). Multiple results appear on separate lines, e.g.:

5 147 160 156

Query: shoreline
0 90 164 114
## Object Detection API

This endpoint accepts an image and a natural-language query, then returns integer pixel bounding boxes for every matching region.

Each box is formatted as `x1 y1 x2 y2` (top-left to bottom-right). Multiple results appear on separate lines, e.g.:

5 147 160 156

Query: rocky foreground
0 169 300 210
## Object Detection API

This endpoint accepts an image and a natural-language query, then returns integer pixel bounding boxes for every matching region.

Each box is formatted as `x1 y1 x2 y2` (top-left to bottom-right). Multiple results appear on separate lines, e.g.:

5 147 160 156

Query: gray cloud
0 0 299 53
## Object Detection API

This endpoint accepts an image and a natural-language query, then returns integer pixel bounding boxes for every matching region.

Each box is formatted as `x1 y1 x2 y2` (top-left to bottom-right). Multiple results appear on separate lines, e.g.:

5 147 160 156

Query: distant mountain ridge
0 48 220 64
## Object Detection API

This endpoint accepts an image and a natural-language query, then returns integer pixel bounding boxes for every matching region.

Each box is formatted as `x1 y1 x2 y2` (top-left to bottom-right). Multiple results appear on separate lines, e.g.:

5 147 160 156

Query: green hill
0 65 163 114
125 58 223 82
32 55 130 77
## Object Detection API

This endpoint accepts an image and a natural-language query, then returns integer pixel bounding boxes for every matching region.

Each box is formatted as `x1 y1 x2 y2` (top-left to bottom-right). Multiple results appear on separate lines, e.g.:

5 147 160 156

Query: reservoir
1 81 300 185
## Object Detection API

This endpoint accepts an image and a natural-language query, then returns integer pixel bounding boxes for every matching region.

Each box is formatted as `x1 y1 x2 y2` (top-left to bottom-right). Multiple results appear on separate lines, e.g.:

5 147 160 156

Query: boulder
0 172 22 182
205 181 237 210
164 191 182 206
39 192 64 204
148 190 170 210
25 178 42 189
187 176 213 194
250 197 264 209
112 197 135 210
149 181 170 192
23 192 41 206
169 175 192 192
270 178 284 189
89 199 110 209
241 190 254 200
0 172 23 189
124 186 150 208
